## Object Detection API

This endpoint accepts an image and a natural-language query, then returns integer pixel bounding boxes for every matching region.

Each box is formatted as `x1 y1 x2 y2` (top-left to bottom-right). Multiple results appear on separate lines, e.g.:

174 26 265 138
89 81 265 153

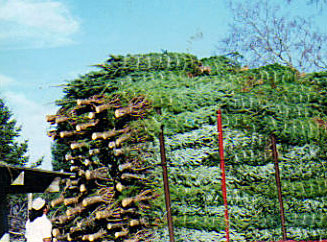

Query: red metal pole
271 134 287 240
159 125 175 242
217 109 230 242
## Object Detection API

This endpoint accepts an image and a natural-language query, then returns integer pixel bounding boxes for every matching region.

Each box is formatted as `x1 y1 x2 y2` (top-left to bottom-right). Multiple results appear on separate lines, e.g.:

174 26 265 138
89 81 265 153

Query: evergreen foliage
0 98 28 166
50 52 327 241
96 53 202 78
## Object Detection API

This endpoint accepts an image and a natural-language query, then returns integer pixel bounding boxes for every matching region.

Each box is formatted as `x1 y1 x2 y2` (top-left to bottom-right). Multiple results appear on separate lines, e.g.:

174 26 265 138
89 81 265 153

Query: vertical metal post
217 110 230 242
271 134 287 240
159 125 175 242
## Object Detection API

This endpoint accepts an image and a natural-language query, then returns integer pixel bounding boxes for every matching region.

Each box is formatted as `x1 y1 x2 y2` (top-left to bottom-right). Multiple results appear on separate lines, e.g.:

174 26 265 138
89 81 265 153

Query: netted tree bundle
200 55 241 76
48 95 159 242
95 52 203 78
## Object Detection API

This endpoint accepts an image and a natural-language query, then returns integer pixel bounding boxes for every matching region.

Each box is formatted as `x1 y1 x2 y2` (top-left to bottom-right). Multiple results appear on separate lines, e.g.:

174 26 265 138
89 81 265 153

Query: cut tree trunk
70 142 88 150
92 127 130 140
118 163 133 172
77 217 96 229
86 228 107 242
80 184 87 193
51 195 64 207
65 154 85 161
107 223 123 230
108 134 131 149
85 168 110 180
89 148 100 156
114 98 149 118
95 101 121 113
129 219 140 227
46 114 57 124
77 95 105 106
60 130 86 138
116 183 125 192
66 205 85 216
115 229 128 239
52 228 61 237
121 173 143 181
76 120 99 131
82 196 104 207
55 116 69 124
64 196 80 206
47 130 58 140
52 214 75 225
88 112 96 119
122 190 156 208
53 233 68 242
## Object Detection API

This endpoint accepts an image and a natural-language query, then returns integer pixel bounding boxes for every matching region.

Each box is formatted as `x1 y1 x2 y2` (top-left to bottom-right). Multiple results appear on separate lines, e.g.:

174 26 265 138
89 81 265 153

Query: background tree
221 0 327 72
0 98 30 240
0 98 28 166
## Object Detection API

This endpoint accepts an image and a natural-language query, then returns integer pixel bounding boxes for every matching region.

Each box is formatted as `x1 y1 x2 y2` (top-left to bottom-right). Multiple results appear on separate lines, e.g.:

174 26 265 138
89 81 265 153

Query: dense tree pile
49 52 327 241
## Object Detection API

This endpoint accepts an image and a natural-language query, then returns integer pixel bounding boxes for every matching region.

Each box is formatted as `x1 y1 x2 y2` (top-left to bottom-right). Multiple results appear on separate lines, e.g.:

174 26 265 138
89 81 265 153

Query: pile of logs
47 94 158 241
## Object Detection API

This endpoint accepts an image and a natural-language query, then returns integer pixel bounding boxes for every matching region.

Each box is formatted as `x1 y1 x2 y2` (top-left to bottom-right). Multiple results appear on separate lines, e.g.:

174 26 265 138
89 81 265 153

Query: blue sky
0 0 325 170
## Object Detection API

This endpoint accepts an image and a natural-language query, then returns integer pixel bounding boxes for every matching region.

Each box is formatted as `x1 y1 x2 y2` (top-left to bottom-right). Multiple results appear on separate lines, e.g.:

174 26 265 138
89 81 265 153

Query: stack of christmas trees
47 52 327 241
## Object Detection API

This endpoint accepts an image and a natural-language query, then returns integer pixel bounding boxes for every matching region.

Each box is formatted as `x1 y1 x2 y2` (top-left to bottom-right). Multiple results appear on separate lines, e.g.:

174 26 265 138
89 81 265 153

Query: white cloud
0 0 80 49
0 74 15 87
3 91 57 170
